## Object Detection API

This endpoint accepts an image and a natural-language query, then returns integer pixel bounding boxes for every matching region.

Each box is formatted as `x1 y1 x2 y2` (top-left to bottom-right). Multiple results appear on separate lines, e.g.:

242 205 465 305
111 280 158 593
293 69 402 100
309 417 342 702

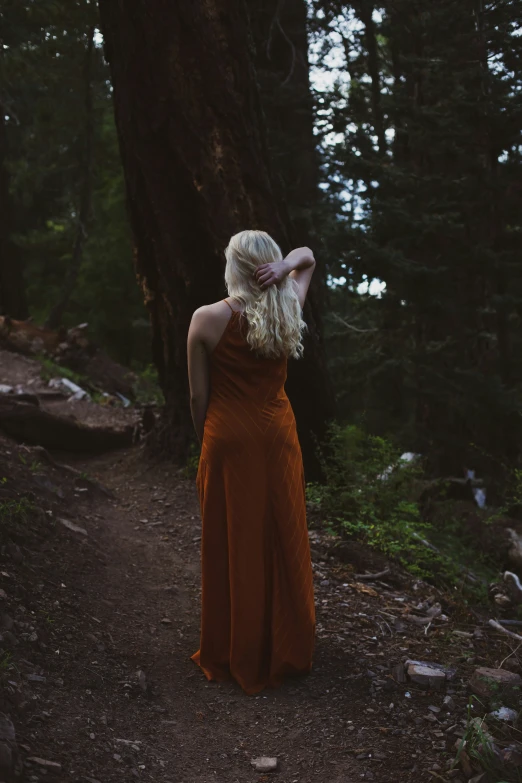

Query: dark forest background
1 0 522 490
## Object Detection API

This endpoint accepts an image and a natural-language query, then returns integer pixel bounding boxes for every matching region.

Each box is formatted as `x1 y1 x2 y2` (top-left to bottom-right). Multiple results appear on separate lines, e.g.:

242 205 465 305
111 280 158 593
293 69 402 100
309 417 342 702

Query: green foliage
182 442 201 480
0 652 12 672
131 364 164 406
504 468 522 517
453 696 521 782
39 356 85 385
307 423 498 596
2 0 150 366
0 497 34 542
311 0 522 478
307 423 428 568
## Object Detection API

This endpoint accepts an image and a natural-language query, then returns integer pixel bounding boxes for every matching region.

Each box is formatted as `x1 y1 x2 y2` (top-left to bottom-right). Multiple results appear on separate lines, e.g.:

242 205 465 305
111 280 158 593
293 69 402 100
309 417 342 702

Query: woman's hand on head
254 260 288 290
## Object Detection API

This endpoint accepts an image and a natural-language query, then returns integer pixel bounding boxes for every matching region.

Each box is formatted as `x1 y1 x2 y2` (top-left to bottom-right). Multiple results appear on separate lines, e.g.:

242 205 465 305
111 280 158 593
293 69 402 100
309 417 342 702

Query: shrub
306 423 494 593
132 364 164 406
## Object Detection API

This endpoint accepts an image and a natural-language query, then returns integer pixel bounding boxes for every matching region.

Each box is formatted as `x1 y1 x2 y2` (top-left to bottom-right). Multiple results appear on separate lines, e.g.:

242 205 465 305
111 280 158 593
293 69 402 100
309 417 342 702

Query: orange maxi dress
191 301 316 695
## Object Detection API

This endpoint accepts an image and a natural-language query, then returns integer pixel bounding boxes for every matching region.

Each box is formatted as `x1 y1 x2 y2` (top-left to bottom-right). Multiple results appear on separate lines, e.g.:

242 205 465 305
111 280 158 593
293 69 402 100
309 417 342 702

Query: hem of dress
190 650 312 696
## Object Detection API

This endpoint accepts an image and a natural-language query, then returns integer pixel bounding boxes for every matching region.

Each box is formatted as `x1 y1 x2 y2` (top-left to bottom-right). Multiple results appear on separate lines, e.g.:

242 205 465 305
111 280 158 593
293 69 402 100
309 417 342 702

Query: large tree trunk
98 0 335 478
0 109 28 320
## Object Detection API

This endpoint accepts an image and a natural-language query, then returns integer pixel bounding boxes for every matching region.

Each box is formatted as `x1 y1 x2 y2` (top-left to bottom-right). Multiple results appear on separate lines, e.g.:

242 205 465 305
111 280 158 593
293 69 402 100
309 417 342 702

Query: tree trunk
250 0 319 241
46 25 96 329
99 0 335 478
250 0 336 473
0 108 28 320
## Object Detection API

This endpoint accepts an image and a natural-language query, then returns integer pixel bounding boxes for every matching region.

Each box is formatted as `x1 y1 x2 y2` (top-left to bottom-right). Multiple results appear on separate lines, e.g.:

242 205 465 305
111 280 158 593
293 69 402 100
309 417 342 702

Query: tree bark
250 0 336 474
46 25 96 329
250 0 319 241
0 108 28 320
99 0 335 478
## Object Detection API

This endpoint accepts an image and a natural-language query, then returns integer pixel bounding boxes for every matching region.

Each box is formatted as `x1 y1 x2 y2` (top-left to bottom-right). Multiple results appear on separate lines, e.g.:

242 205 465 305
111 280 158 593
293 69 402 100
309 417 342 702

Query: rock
0 713 15 743
1 630 17 647
0 614 14 632
137 670 147 692
58 517 87 536
469 667 522 704
392 663 407 683
160 618 171 625
32 475 64 499
459 749 474 778
7 542 23 564
27 757 62 774
26 674 46 683
406 664 446 689
405 658 457 681
489 706 518 722
251 757 278 773
503 570 522 603
500 743 522 767
507 529 522 570
0 742 12 774
443 695 456 711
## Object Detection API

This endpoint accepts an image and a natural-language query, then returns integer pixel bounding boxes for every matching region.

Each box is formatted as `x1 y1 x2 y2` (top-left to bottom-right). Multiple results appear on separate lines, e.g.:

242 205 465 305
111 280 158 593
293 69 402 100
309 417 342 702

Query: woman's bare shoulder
189 300 233 338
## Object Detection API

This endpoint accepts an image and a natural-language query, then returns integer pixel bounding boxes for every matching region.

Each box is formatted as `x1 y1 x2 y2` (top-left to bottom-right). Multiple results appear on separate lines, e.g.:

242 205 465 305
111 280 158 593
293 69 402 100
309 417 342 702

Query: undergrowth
132 364 164 406
0 497 35 543
182 441 201 480
452 695 521 782
306 423 498 600
38 356 86 385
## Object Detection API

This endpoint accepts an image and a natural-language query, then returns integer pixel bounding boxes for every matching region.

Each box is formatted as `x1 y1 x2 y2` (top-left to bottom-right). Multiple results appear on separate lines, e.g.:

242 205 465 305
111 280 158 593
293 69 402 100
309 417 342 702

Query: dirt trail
0 348 476 782
9 445 458 783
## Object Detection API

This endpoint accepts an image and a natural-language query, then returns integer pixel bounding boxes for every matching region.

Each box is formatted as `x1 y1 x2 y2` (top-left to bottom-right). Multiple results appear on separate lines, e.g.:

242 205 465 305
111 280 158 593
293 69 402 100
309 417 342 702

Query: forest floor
1 347 520 783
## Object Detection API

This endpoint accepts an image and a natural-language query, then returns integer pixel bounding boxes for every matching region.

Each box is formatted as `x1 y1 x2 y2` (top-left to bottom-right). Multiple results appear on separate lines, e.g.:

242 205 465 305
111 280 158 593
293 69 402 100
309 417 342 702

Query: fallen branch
403 614 432 626
354 568 391 581
0 398 134 453
499 619 522 627
488 618 522 642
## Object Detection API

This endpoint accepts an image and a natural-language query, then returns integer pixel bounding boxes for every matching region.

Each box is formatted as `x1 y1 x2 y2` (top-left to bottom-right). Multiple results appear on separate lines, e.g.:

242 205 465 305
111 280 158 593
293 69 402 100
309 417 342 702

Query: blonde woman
187 230 316 695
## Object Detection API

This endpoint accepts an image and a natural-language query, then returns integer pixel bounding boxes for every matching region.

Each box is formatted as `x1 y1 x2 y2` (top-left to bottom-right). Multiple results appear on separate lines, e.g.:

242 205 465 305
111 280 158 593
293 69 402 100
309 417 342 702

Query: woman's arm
254 246 316 308
187 309 211 444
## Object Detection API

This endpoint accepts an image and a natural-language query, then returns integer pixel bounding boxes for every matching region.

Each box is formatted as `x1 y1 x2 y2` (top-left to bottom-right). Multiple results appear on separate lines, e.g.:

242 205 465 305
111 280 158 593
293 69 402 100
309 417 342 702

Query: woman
187 229 316 695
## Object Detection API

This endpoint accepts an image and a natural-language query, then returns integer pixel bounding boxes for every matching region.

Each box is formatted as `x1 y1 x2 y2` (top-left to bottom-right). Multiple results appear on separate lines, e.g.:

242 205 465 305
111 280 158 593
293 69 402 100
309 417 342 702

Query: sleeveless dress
191 300 316 695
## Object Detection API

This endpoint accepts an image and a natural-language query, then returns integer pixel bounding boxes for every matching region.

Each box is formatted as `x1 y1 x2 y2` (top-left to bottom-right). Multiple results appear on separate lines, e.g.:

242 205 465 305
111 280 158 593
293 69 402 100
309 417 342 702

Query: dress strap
223 298 235 313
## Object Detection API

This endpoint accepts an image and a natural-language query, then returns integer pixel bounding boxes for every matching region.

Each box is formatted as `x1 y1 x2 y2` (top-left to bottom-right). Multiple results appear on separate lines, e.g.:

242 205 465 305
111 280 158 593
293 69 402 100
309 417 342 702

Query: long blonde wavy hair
224 230 306 360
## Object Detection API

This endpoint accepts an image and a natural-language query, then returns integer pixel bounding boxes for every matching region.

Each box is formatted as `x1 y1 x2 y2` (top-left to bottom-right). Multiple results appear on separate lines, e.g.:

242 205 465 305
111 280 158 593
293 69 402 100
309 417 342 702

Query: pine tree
312 0 522 477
